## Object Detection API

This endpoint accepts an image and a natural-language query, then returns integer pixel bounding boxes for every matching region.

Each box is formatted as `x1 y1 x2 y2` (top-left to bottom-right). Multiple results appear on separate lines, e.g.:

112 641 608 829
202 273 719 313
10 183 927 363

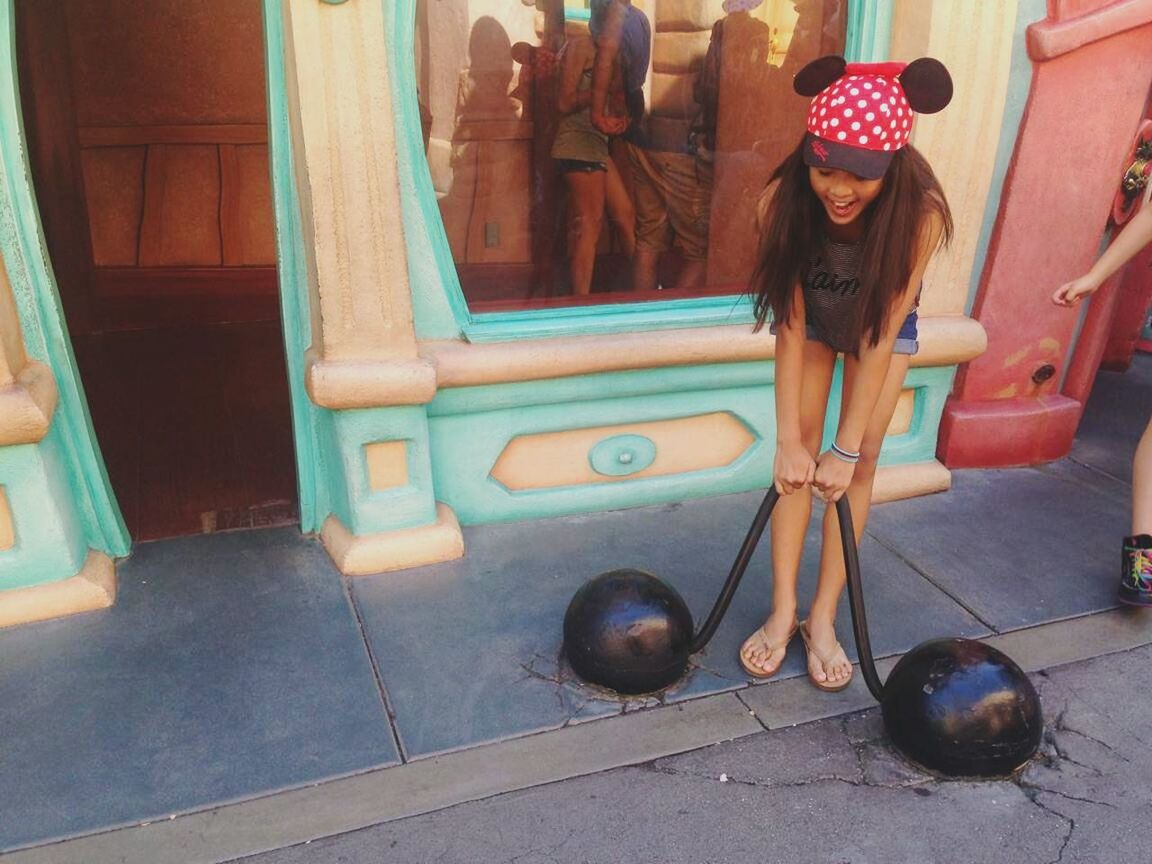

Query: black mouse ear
899 58 953 114
793 55 847 97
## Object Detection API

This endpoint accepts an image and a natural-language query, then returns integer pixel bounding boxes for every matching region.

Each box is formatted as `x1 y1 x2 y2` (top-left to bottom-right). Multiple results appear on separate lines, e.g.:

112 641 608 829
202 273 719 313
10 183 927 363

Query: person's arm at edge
1053 201 1152 305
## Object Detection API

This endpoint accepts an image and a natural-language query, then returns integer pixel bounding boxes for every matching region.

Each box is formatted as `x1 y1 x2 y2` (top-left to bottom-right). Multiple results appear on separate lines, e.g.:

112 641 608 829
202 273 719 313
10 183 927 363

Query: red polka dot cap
794 56 953 180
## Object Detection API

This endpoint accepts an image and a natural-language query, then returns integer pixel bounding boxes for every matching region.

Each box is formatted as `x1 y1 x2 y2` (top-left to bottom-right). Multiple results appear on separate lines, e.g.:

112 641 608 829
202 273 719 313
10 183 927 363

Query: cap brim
802 132 893 180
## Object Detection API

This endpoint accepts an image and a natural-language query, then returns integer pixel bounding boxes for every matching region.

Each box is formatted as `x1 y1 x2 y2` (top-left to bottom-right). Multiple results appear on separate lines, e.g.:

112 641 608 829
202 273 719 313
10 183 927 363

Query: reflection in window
414 0 846 312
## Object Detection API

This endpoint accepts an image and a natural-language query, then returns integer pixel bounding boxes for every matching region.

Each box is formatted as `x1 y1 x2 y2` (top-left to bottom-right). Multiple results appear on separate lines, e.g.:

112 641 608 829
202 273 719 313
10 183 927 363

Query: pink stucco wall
940 2 1152 467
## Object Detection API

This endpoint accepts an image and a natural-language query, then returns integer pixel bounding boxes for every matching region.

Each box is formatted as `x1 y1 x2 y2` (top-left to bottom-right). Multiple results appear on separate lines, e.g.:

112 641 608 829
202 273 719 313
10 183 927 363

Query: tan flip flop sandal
738 619 799 679
798 620 854 692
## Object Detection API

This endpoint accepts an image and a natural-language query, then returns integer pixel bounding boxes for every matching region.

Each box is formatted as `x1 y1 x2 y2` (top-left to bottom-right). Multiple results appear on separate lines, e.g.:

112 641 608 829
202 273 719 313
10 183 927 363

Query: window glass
414 0 847 312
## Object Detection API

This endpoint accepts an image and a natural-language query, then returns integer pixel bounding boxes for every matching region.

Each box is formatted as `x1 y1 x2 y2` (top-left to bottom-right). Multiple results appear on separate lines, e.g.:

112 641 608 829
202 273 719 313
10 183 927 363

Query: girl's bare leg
563 169 606 296
741 339 836 674
603 156 636 259
805 352 911 686
1132 416 1152 535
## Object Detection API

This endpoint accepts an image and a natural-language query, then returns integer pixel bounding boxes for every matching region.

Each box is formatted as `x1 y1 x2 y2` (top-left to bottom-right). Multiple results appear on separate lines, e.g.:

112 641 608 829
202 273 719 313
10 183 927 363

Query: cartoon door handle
1113 118 1152 226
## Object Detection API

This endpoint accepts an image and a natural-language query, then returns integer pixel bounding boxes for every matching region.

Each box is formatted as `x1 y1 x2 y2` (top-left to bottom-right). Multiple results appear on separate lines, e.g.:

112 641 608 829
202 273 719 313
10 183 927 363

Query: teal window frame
390 0 890 344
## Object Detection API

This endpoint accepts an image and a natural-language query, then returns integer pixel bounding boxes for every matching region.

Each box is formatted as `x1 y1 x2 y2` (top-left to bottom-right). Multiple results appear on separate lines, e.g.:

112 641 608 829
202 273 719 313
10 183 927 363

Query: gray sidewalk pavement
235 641 1152 864
0 355 1148 863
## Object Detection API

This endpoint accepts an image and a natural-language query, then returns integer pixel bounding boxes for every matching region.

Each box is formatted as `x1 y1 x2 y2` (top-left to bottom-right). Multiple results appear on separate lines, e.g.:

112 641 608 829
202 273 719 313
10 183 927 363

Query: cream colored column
891 0 1018 319
281 0 462 574
282 0 437 409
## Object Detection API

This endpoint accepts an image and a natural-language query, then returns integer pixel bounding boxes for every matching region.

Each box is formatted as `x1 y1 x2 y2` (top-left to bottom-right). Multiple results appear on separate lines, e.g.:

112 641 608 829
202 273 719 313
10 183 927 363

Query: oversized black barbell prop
563 487 1043 777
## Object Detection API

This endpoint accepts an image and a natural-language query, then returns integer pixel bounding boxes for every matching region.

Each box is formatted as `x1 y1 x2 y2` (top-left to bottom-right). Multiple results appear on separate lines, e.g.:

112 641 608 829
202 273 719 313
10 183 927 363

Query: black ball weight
881 638 1043 777
563 568 695 695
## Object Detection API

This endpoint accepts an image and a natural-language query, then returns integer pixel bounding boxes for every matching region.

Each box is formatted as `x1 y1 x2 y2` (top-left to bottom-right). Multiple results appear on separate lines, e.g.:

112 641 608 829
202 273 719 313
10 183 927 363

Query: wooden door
16 0 279 334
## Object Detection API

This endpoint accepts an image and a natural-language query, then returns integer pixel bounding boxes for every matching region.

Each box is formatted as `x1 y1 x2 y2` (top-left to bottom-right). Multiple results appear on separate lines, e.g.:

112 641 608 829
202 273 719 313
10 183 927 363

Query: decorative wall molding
421 316 987 390
304 349 437 408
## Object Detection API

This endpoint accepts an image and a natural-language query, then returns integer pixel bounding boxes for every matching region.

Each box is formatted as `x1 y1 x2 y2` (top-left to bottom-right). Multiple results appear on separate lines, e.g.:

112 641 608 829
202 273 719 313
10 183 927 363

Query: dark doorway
16 0 298 541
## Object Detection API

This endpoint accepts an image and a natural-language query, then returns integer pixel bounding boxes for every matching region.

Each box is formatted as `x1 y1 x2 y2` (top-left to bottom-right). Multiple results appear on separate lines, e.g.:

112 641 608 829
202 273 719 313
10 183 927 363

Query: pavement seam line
863 527 999 630
733 690 769 731
1064 455 1129 487
342 578 408 763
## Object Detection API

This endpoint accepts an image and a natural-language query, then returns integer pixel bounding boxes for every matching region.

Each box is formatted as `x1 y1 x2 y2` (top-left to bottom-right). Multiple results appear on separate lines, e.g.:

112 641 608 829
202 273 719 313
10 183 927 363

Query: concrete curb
4 608 1148 864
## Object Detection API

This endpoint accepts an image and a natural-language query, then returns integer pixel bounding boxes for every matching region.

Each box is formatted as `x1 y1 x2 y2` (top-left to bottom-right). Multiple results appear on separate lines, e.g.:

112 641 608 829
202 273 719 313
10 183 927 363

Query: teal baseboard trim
0 425 89 592
430 359 955 527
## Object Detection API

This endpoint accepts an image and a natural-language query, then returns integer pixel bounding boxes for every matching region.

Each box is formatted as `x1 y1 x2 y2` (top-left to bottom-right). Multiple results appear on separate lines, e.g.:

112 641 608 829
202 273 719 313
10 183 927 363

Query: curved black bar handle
688 488 886 705
690 486 780 654
834 496 885 702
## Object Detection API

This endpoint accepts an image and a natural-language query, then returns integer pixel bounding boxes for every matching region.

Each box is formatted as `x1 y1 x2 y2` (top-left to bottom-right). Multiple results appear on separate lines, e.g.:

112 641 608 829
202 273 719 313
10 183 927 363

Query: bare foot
799 619 853 691
739 611 799 678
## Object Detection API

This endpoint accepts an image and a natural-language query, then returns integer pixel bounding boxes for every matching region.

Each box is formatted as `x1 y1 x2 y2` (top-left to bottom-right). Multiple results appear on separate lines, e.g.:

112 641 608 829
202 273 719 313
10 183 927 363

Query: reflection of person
698 1 774 287
458 16 519 123
551 25 636 296
1052 186 1152 607
706 0 845 287
590 0 712 292
692 1 772 160
739 56 954 691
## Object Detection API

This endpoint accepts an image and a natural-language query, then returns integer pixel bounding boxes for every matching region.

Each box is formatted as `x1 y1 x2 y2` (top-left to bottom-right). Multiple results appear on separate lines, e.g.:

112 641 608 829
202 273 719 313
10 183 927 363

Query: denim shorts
890 309 920 355
773 310 920 355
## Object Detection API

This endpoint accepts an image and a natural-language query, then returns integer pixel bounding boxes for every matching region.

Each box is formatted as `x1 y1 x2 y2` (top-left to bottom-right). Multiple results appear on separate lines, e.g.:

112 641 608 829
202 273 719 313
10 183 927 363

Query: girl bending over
740 56 954 691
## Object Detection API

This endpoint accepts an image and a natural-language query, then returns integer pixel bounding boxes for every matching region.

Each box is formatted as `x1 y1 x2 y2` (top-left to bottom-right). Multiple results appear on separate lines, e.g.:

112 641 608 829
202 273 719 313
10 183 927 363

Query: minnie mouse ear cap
794 56 953 180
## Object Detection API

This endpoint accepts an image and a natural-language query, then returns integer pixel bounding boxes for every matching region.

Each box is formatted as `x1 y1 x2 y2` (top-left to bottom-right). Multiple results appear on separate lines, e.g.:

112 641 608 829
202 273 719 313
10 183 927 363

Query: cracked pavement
235 644 1152 864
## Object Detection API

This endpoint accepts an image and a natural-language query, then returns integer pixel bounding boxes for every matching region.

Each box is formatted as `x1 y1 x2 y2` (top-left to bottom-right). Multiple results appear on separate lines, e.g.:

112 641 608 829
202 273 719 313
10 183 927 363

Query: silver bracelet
830 442 861 463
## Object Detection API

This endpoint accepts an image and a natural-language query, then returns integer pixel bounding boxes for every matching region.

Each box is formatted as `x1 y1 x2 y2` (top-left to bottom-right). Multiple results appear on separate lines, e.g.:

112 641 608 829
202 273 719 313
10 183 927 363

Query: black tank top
802 236 919 353
803 237 865 354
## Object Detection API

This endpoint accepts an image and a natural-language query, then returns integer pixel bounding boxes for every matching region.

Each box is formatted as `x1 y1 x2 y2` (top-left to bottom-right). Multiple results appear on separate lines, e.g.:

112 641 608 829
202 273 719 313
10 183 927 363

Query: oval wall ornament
589 434 657 477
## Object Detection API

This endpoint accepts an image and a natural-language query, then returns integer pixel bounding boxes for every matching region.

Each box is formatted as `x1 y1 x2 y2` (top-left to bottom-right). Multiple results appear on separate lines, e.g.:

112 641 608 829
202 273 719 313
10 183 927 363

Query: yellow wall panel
365 442 410 492
491 413 756 491
886 389 916 437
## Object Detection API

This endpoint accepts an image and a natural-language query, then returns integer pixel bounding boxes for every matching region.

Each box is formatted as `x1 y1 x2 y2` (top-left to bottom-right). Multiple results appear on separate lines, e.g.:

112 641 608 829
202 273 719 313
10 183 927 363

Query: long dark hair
751 142 953 350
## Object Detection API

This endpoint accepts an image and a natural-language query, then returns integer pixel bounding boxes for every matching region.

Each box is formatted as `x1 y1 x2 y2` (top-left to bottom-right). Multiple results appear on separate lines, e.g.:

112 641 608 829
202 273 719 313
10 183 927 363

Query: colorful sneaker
1120 534 1152 606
